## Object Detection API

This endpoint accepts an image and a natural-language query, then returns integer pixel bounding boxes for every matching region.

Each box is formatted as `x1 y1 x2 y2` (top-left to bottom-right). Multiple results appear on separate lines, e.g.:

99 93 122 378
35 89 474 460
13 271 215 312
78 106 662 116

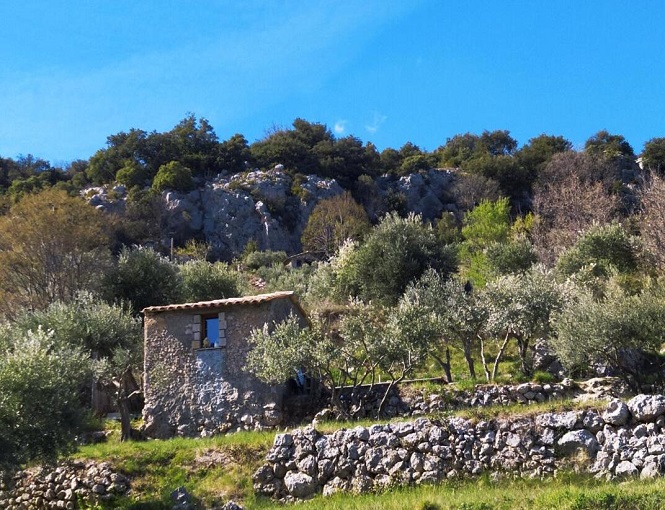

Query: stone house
141 291 307 438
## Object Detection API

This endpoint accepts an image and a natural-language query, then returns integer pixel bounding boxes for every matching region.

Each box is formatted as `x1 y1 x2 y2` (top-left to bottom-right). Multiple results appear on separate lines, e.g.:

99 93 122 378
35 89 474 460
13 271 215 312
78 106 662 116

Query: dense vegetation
3 116 665 510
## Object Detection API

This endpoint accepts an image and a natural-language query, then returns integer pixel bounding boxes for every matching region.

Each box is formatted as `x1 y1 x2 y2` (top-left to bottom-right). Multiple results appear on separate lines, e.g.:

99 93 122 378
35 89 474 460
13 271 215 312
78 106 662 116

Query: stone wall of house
142 299 304 438
0 461 129 510
253 394 665 501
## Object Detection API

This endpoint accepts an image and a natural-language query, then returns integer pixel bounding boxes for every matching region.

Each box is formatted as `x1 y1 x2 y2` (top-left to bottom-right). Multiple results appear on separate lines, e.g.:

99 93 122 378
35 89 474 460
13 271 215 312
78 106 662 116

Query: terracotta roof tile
142 290 299 314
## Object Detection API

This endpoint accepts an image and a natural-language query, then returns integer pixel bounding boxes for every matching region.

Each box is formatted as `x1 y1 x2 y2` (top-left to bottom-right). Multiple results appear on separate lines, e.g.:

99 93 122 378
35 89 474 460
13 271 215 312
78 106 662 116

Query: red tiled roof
142 291 301 314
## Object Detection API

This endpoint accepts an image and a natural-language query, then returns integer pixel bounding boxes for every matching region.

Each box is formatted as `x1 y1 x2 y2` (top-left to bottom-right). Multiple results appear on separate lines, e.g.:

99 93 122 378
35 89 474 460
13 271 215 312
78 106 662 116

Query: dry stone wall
331 380 580 421
254 394 665 501
0 461 129 510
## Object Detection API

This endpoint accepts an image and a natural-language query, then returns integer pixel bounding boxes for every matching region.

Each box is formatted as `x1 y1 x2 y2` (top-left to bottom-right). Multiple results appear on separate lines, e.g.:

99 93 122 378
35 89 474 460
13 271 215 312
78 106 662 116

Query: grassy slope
74 401 665 510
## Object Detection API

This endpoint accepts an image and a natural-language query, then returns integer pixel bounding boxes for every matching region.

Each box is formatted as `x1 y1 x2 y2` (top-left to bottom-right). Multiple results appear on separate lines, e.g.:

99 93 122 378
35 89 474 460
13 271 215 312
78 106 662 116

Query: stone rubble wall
0 461 129 510
330 380 581 421
254 394 665 501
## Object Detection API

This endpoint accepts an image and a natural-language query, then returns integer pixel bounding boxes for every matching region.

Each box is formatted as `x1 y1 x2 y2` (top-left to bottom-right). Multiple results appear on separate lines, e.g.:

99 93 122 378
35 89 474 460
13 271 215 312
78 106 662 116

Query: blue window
203 317 219 348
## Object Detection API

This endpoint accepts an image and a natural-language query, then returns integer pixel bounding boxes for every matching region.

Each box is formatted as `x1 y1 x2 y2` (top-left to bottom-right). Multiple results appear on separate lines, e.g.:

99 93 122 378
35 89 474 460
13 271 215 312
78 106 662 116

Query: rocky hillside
84 167 457 260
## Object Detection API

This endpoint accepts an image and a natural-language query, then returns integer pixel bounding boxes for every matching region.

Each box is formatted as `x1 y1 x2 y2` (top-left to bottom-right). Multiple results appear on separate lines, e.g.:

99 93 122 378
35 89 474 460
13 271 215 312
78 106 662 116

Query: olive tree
404 270 486 381
551 282 665 391
0 327 89 468
336 212 457 305
245 299 435 418
178 260 242 302
103 246 181 313
556 222 640 279
10 292 143 441
481 265 569 379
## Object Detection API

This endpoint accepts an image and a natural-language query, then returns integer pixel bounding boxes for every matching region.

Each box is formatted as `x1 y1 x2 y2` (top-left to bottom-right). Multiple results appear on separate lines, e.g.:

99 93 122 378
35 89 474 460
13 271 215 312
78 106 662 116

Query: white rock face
83 167 459 259
164 170 345 258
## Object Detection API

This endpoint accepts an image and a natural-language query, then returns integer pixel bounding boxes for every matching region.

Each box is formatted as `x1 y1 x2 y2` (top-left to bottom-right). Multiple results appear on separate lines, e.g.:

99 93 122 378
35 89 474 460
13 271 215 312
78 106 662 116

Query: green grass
248 474 665 510
72 398 633 510
75 430 275 509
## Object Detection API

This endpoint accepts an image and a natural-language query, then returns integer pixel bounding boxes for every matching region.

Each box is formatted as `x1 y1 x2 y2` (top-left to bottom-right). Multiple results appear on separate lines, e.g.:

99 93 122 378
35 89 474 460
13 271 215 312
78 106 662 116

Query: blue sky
1 1 664 164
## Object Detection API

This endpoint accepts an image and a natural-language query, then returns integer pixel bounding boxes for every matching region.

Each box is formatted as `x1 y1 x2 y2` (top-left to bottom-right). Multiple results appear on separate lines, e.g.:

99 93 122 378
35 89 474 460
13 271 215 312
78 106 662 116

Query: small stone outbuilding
142 291 307 438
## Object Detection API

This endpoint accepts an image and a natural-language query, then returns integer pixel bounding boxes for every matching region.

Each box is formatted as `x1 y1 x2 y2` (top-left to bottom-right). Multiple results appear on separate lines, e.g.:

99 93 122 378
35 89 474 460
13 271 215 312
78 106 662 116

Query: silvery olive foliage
245 298 437 417
178 259 242 302
0 327 89 468
335 212 457 305
551 280 665 389
481 265 572 377
404 269 486 380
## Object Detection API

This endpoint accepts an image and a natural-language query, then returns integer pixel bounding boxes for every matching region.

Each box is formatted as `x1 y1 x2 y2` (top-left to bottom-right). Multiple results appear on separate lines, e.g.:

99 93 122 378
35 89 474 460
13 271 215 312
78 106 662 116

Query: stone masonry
254 394 665 501
142 291 307 438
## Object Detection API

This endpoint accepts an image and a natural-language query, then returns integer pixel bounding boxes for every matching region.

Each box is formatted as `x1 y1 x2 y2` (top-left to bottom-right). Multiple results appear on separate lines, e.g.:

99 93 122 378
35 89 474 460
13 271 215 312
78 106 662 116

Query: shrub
103 246 181 313
0 327 89 468
152 161 194 192
178 260 242 302
556 222 640 279
242 250 288 270
337 212 457 305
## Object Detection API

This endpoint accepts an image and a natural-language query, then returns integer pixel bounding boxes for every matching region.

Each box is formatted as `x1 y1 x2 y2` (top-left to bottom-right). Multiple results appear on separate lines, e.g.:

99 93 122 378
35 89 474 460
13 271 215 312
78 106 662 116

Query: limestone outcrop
83 167 458 259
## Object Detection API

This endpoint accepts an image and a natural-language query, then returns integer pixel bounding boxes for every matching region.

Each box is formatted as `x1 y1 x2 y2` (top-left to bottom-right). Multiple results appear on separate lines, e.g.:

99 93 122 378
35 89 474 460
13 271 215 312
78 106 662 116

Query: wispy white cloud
365 112 387 134
334 120 347 134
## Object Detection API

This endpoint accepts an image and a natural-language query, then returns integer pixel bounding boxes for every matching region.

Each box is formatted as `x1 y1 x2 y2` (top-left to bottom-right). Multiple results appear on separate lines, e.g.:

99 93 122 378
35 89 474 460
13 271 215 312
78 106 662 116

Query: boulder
536 411 578 430
283 472 316 499
614 460 639 477
557 430 599 456
602 399 630 426
628 394 665 422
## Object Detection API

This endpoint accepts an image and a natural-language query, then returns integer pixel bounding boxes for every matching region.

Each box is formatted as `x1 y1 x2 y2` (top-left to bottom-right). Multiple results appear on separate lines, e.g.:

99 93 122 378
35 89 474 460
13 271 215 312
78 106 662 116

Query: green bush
178 260 242 302
556 222 640 279
152 161 194 192
0 327 89 468
242 250 288 270
103 247 181 313
337 212 457 305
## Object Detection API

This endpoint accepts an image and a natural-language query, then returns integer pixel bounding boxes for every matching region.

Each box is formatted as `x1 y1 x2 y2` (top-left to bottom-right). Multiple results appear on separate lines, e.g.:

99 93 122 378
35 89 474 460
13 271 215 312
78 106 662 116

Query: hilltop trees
250 119 379 186
585 130 635 159
641 138 665 174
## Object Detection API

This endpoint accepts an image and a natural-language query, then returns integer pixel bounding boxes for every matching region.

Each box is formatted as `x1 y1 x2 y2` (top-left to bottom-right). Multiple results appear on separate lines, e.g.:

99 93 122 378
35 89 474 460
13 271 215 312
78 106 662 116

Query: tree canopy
0 189 110 318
